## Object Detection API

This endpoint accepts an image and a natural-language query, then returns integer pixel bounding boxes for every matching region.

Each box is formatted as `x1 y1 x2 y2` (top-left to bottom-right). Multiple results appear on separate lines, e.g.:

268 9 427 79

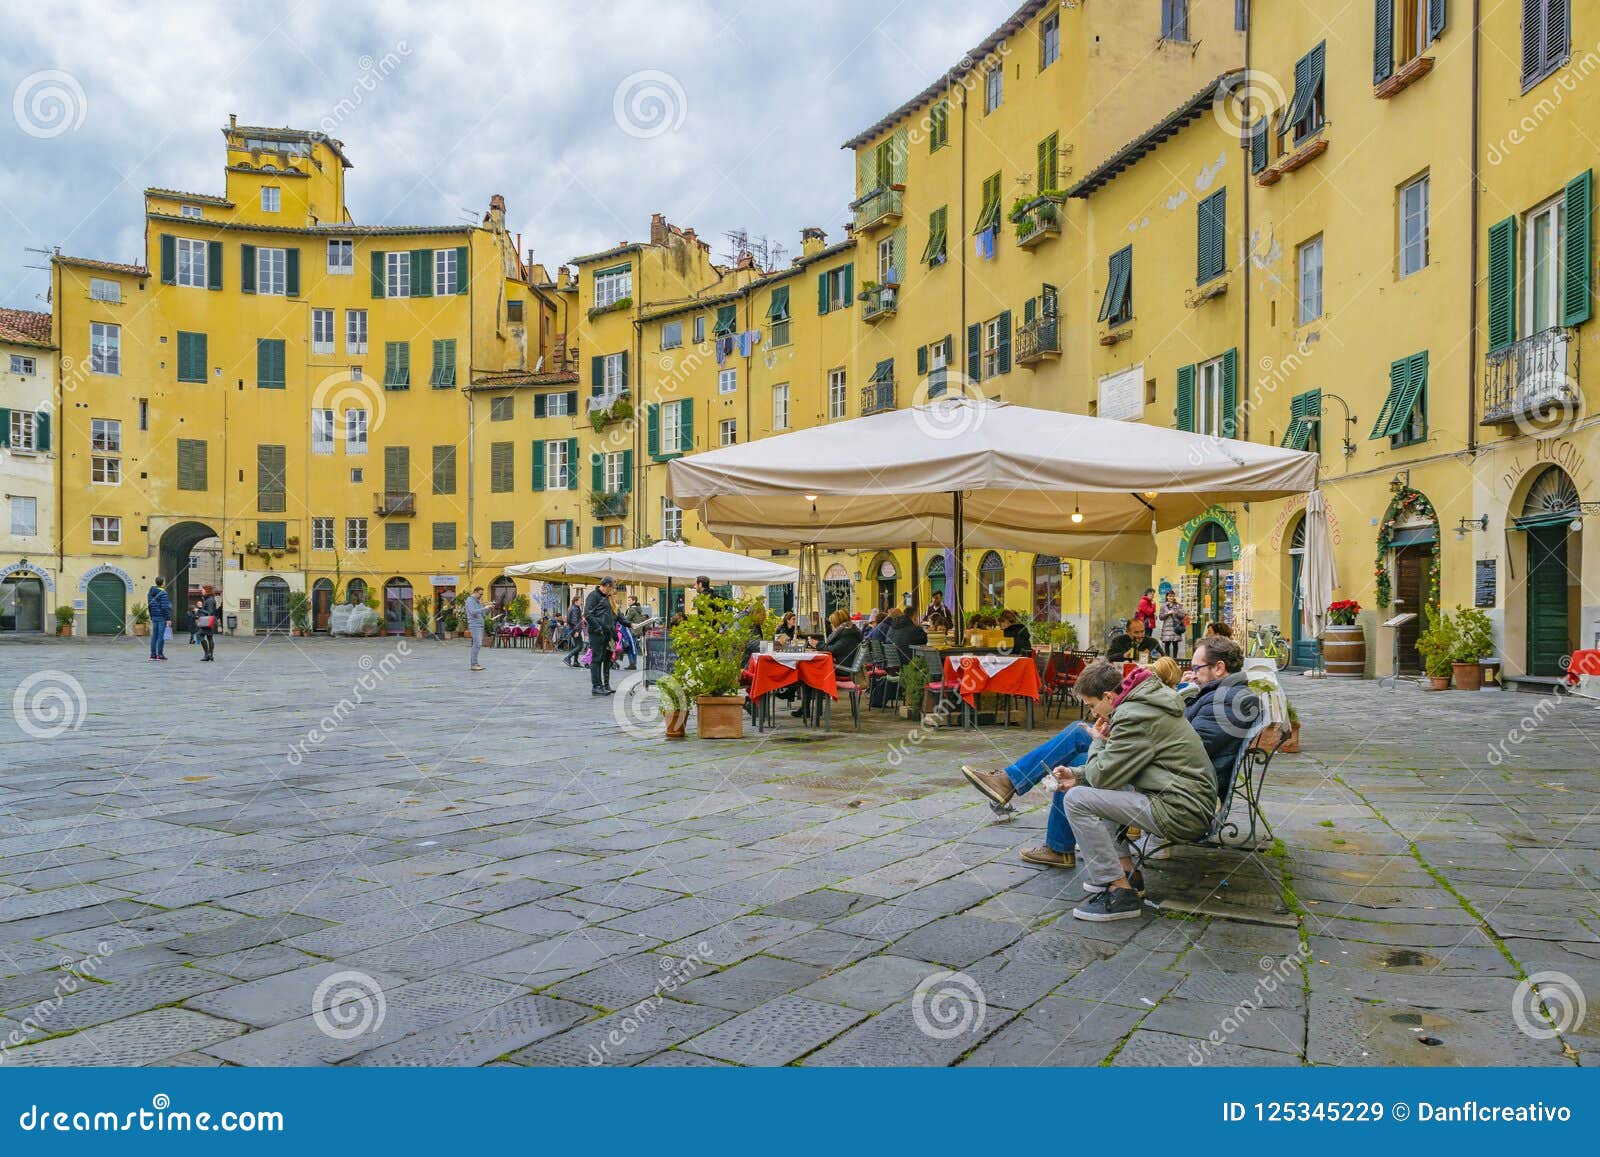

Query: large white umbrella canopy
505 538 798 585
667 399 1320 563
1298 490 1340 642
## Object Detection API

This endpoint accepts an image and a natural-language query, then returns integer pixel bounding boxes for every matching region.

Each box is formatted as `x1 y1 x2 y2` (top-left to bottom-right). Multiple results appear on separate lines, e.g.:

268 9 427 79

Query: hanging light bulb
804 494 818 502
1070 493 1084 525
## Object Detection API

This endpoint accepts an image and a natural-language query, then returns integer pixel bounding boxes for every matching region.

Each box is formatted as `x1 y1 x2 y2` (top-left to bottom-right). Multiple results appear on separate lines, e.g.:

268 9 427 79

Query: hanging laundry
737 329 761 358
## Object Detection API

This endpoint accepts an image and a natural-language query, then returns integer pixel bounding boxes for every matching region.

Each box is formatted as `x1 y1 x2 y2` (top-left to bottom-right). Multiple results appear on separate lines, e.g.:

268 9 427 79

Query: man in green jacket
1059 661 1217 922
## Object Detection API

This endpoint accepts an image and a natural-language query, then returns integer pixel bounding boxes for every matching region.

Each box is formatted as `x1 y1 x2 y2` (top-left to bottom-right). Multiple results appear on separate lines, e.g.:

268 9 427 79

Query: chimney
800 227 827 257
486 194 506 228
650 213 669 246
228 113 238 130
735 252 755 271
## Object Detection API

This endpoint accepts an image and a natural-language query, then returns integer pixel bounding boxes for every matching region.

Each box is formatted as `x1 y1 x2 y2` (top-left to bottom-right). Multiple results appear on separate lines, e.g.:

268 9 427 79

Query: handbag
195 613 218 631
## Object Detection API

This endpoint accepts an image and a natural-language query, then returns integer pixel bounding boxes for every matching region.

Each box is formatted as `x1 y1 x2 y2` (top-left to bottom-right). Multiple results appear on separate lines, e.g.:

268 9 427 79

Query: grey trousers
1062 785 1161 888
469 626 484 667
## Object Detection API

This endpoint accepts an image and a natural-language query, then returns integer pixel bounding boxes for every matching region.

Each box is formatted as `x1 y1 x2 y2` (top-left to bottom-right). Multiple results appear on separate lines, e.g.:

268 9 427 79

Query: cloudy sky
0 0 1002 310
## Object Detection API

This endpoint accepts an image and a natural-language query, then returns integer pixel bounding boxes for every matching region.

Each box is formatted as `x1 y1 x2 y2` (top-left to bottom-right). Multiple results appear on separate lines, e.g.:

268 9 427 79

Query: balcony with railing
861 283 899 323
1011 194 1065 249
375 491 416 516
850 185 904 233
1482 327 1580 426
590 492 629 520
861 377 896 416
1016 314 1061 365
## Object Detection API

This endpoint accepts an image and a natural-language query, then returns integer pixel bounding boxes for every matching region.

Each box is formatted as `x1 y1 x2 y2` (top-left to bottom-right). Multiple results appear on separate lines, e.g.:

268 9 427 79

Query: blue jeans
1004 722 1095 853
150 618 168 658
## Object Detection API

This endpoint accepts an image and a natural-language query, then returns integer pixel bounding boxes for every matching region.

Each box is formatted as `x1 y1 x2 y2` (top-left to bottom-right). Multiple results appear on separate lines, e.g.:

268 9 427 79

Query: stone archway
157 521 220 632
1509 465 1582 678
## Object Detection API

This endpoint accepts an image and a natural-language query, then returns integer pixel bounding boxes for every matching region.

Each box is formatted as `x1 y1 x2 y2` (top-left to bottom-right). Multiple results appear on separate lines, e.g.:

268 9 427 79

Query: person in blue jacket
1180 635 1261 796
146 577 173 661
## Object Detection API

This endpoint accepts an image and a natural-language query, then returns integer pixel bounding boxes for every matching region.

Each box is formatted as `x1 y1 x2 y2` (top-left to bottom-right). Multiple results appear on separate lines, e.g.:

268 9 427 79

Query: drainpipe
1242 21 1252 446
957 78 969 620
465 389 477 587
1467 0 1481 448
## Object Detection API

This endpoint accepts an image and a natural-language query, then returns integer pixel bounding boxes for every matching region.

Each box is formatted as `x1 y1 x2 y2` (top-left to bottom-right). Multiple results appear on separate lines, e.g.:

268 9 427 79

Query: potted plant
131 602 150 637
452 593 472 638
659 675 692 739
669 594 757 739
1414 606 1456 690
54 605 76 637
414 594 433 636
1449 606 1495 691
1248 679 1300 752
288 592 311 637
1322 599 1366 678
362 593 383 637
898 655 930 720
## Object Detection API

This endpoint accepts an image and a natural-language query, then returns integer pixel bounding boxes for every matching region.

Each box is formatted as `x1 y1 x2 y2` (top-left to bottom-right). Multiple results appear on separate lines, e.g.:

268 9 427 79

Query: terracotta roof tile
0 307 53 348
468 370 580 389
54 254 151 277
144 188 234 207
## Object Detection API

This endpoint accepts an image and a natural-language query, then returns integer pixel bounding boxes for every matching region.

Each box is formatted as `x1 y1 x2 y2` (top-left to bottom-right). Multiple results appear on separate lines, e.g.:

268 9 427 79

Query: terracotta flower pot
695 695 745 739
1451 662 1483 692
133 623 149 637
1254 722 1301 754
664 708 690 739
1426 675 1451 691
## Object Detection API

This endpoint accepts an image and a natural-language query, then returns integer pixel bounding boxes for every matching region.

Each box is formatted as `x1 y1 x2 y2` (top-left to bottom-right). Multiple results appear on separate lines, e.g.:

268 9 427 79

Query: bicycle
1247 623 1291 670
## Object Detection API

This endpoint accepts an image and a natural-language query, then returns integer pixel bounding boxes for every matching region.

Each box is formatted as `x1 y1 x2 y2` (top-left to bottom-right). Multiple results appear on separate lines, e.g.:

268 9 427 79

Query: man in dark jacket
885 608 927 666
146 577 172 661
563 596 584 667
1182 635 1261 795
585 578 619 695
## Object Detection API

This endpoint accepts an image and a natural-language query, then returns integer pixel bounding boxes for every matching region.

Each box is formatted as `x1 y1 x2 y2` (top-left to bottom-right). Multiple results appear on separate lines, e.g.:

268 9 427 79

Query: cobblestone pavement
2 638 1596 1067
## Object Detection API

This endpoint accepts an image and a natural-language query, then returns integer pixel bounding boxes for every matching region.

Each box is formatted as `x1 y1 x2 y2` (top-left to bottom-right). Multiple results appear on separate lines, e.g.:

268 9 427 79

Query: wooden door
1526 527 1571 677
1393 546 1426 674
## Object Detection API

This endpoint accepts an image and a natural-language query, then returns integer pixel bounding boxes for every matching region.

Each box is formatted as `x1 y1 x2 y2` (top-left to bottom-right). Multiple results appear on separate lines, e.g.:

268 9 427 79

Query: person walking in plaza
464 586 488 671
146 577 172 661
1136 587 1158 633
188 597 201 645
585 578 619 695
562 595 585 667
195 585 220 662
1157 590 1189 659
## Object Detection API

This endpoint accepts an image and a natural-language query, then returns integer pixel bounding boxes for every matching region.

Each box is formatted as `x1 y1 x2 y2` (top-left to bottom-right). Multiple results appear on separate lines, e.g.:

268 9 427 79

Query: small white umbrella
506 539 797 585
1299 490 1339 643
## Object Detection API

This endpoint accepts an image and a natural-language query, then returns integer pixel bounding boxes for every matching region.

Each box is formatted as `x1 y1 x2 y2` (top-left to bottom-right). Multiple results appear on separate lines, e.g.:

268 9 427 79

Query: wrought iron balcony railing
374 491 416 516
1016 315 1061 364
1482 327 1579 426
861 378 896 416
862 284 899 322
851 185 904 232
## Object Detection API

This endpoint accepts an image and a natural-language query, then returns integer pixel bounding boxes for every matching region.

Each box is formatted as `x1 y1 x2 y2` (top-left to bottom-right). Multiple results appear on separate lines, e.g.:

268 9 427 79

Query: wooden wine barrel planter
1322 624 1367 678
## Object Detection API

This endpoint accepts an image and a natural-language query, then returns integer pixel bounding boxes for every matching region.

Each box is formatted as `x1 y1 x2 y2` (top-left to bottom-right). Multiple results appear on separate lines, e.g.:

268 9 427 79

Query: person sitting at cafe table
773 610 800 645
792 610 863 717
997 609 1032 655
924 592 953 632
885 607 927 666
864 609 892 643
960 659 1184 870
742 604 769 659
1107 616 1162 662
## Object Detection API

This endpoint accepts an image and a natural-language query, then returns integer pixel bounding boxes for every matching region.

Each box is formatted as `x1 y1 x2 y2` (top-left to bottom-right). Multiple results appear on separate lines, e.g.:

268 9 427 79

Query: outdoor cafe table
745 652 837 730
942 652 1040 729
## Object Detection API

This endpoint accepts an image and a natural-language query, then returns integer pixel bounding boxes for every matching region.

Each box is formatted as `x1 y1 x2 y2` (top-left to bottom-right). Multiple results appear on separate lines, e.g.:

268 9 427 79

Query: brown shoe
961 765 1015 806
1125 825 1142 840
1020 846 1076 868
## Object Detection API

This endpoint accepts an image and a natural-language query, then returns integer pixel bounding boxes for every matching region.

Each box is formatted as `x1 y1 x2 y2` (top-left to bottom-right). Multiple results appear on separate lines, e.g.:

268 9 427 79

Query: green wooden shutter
1176 364 1196 431
621 449 634 493
591 355 604 395
1428 0 1447 40
1372 357 1413 438
432 445 456 494
0 408 9 448
530 441 545 491
591 451 605 492
257 339 285 389
817 271 830 315
177 439 207 490
566 437 579 489
1023 297 1036 325
371 250 385 297
1487 215 1518 351
207 241 223 290
160 234 176 284
967 323 982 381
680 400 695 451
1374 0 1394 83
593 526 605 549
917 344 928 376
1250 121 1268 173
240 244 256 294
1562 169 1592 326
647 404 661 457
997 310 1012 375
842 264 853 305
533 394 546 419
564 520 574 546
33 411 49 452
177 332 206 383
1221 348 1238 437
715 304 736 335
619 350 630 390
410 249 432 297
257 444 286 511
385 445 409 493
455 245 469 294
1198 190 1226 283
284 247 300 297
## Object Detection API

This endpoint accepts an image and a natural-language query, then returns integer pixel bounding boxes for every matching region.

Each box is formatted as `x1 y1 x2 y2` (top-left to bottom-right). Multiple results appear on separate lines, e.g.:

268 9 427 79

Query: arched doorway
925 554 946 601
1375 487 1439 675
1286 517 1321 668
345 578 368 606
384 578 414 633
870 554 898 610
253 576 290 633
489 576 517 608
85 573 128 635
823 564 852 618
978 551 1005 609
311 578 334 632
157 521 220 632
1516 466 1580 676
1188 521 1235 631
1032 555 1062 621
0 574 46 632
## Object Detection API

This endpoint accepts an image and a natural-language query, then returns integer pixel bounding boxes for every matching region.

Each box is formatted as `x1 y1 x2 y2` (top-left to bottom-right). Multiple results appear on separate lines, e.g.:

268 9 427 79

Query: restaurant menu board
1475 559 1497 608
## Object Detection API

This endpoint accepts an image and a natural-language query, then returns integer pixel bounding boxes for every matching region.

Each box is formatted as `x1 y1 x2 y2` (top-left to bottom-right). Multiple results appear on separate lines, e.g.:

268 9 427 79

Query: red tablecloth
943 654 1040 706
1566 649 1600 684
747 653 838 701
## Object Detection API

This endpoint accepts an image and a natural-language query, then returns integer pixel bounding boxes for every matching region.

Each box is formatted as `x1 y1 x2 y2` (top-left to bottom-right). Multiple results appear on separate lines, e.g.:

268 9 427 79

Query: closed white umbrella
505 538 797 585
1299 489 1339 644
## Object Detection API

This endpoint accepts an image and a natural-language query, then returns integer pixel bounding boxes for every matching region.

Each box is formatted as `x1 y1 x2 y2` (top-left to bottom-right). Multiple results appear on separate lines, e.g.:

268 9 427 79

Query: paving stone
1139 995 1304 1056
659 916 812 966
20 966 233 1036
827 902 943 940
185 963 409 1029
961 996 1144 1066
636 1050 734 1067
467 928 659 986
958 954 1071 1011
0 1007 248 1067
792 954 944 1012
763 889 880 923
1172 968 1306 1010
347 995 592 1066
767 929 886 968
191 944 325 981
887 914 1026 968
1113 1029 1290 1067
672 955 827 1013
804 997 1014 1067
545 953 716 1011
599 897 748 940
510 998 732 1066
1306 993 1572 1066
680 994 865 1066
435 880 574 914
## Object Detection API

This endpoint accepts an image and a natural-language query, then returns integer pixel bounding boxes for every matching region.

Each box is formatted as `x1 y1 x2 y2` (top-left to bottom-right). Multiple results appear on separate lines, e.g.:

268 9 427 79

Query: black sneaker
1081 869 1144 897
1072 886 1143 922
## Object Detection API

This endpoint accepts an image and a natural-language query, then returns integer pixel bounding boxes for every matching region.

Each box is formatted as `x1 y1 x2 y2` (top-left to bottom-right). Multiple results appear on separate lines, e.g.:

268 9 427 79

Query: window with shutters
1098 247 1133 327
1281 390 1321 451
257 444 286 512
174 330 206 383
91 418 121 453
983 317 1004 379
257 338 286 389
820 266 851 312
311 517 334 551
385 522 409 551
346 517 368 551
490 521 514 550
91 455 120 484
346 309 368 354
432 445 456 494
1522 0 1570 90
929 100 949 151
1196 189 1226 284
385 251 410 298
661 399 688 454
719 419 738 447
256 247 286 295
545 439 570 489
773 383 790 430
312 409 334 454
1284 43 1326 145
431 521 456 551
90 278 121 302
603 450 627 493
661 498 683 541
592 265 632 310
693 315 706 343
327 239 354 274
8 411 38 451
1196 358 1227 437
384 341 410 389
545 391 571 417
545 520 572 548
603 352 626 397
261 186 281 213
490 396 514 421
1040 12 1060 69
312 309 335 353
1297 236 1324 324
828 368 848 420
1160 0 1189 41
718 368 737 395
175 237 209 287
257 521 287 550
975 173 1003 235
434 248 459 295
662 321 684 349
488 441 513 493
924 205 948 267
767 287 792 347
91 516 120 545
346 409 368 455
1524 195 1564 335
1372 352 1429 445
984 64 1002 113
431 339 456 388
90 322 120 374
1399 175 1430 278
1037 133 1060 193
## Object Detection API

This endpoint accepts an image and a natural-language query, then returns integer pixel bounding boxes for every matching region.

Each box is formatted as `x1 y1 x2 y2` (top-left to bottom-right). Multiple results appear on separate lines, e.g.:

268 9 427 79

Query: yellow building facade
1 308 59 634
